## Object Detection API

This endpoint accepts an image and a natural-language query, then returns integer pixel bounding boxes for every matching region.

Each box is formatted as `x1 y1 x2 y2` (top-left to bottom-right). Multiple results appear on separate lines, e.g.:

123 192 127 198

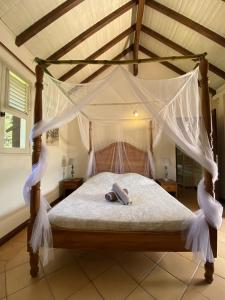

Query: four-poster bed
26 54 221 284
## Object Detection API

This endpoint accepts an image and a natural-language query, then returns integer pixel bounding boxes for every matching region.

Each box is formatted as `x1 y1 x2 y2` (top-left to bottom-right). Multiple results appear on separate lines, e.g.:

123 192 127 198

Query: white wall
65 119 88 179
0 21 69 238
212 88 225 199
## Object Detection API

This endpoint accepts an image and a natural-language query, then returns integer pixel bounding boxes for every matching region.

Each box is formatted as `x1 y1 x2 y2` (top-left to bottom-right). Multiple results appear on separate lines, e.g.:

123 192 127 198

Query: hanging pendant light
133 110 139 117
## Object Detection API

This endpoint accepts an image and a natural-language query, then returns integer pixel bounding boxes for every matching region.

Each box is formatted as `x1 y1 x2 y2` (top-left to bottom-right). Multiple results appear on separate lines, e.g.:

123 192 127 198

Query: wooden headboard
94 142 152 178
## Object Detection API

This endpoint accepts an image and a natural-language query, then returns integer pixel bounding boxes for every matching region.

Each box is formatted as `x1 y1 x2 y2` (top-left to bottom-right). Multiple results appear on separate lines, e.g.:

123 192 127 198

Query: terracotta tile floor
0 189 225 300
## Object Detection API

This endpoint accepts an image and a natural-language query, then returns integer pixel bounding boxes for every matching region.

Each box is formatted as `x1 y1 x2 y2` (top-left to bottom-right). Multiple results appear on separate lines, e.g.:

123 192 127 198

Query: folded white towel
112 183 132 205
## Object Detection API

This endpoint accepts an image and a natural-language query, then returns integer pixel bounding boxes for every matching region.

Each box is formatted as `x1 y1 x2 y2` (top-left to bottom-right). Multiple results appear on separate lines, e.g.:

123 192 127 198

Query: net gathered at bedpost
23 65 223 264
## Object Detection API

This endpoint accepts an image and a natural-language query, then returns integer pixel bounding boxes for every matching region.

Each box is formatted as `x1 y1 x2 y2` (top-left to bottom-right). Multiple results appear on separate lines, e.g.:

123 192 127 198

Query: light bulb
133 110 139 117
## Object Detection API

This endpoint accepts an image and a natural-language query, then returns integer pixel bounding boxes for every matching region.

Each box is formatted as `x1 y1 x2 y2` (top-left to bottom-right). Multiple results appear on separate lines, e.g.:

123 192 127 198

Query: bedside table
156 179 178 197
61 178 83 198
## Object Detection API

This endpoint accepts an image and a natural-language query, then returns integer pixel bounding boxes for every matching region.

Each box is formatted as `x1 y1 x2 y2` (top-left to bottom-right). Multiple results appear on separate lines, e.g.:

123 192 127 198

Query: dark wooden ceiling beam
145 0 225 48
15 0 84 46
47 0 136 61
133 0 145 76
81 45 133 83
59 25 135 81
139 45 216 95
142 25 225 80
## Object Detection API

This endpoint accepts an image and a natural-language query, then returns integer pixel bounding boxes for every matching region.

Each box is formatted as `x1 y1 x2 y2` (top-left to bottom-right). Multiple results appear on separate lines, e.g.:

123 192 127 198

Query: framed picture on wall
46 129 59 146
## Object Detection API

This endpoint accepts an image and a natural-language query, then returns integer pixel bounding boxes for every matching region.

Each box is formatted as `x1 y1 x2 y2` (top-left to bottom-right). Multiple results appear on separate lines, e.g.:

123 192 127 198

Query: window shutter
8 71 29 113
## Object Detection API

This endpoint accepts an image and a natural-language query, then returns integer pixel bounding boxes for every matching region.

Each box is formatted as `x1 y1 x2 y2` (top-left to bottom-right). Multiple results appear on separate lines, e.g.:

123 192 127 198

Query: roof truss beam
142 25 225 80
47 0 136 61
81 45 133 83
59 25 135 81
146 0 225 48
139 45 216 95
15 0 84 46
133 0 145 76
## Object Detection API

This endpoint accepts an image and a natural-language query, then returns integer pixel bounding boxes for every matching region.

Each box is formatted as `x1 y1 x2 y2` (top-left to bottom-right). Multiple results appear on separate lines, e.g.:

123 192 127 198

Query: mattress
48 172 194 231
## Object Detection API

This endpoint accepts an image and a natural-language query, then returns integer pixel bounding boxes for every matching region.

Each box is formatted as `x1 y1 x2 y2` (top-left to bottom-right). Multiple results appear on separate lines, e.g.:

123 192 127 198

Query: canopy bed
23 54 223 284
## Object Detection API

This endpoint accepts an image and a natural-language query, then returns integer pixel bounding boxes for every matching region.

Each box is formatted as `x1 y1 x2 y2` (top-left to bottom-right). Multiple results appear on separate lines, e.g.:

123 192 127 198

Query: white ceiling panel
143 6 225 82
0 0 65 33
140 34 223 90
68 38 133 83
48 10 134 78
154 0 225 36
0 0 225 89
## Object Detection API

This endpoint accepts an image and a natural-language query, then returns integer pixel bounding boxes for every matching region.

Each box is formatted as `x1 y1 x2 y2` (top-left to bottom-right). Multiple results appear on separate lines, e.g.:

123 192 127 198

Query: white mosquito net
23 65 223 265
78 115 155 178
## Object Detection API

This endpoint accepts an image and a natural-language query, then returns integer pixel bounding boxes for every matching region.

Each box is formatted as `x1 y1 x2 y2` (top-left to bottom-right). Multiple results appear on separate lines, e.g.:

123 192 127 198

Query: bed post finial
199 57 217 284
28 64 44 277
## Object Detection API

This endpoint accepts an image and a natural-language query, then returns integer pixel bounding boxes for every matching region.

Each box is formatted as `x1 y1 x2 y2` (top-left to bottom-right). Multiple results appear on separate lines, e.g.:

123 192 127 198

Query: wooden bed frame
28 58 217 283
93 141 152 177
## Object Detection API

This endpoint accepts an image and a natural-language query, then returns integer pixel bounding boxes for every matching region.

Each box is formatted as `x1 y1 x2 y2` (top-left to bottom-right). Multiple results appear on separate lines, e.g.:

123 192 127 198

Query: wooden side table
156 179 178 197
61 178 83 198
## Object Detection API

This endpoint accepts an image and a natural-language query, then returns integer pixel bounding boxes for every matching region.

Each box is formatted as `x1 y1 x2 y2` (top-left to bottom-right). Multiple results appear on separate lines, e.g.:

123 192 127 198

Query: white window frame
0 66 32 154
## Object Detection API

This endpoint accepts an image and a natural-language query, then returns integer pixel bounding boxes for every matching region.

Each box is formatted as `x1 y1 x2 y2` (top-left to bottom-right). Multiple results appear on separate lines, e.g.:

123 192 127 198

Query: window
0 68 31 154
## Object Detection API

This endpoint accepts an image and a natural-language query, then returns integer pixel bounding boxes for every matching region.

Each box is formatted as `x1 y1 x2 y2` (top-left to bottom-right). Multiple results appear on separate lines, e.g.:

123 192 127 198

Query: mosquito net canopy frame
24 55 223 271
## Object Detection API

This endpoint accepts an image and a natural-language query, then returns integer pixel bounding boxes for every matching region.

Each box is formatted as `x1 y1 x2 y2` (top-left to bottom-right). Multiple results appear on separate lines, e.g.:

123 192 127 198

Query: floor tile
177 251 195 261
159 252 198 284
214 256 225 279
94 265 137 300
218 241 225 258
0 241 25 261
6 246 29 271
67 282 102 300
117 252 155 282
10 229 27 244
220 222 225 233
6 262 43 295
47 262 89 300
0 261 5 273
144 252 166 263
77 251 115 280
181 288 208 300
42 248 75 275
141 265 187 300
106 251 128 262
218 230 225 243
126 286 154 300
68 249 86 258
0 272 6 299
189 267 225 300
7 279 53 300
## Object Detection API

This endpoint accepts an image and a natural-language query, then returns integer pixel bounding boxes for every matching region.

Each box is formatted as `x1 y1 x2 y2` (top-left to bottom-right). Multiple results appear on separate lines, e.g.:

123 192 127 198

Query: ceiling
0 0 225 93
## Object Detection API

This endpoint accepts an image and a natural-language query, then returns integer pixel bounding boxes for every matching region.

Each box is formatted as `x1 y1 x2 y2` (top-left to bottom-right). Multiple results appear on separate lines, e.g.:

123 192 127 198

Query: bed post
89 121 92 154
199 57 217 283
149 120 153 153
149 120 153 178
28 64 44 277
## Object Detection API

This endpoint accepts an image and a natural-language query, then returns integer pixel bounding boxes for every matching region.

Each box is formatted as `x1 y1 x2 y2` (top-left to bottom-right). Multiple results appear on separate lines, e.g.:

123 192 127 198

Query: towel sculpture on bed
105 183 132 205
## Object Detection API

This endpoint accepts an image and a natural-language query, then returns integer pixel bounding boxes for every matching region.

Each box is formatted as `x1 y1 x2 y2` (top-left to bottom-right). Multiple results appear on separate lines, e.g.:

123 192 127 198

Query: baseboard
0 195 62 247
0 219 29 246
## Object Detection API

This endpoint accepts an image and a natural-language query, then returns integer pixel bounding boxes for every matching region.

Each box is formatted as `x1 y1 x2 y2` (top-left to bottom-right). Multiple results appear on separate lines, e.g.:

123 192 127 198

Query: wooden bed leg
204 261 214 283
29 250 39 277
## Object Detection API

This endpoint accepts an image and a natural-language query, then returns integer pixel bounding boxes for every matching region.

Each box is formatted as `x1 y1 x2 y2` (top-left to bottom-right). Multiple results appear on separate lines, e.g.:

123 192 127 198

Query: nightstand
61 178 83 198
156 179 178 197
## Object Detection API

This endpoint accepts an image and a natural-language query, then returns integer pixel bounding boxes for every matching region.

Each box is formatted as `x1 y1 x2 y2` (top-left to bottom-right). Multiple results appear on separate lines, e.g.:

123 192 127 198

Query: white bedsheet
48 172 194 231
